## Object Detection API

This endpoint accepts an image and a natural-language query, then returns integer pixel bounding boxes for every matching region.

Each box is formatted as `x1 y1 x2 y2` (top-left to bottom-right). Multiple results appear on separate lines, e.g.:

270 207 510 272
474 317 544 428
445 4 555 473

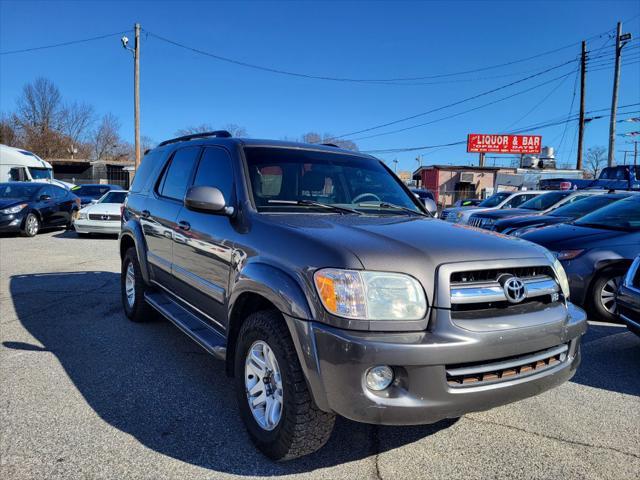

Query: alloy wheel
26 215 38 236
244 340 283 431
600 276 622 315
125 262 136 308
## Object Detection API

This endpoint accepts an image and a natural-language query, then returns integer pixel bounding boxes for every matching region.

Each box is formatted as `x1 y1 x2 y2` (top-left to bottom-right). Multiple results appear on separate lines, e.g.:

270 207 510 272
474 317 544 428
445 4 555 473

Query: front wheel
591 272 624 322
21 213 40 237
121 248 155 322
234 310 335 460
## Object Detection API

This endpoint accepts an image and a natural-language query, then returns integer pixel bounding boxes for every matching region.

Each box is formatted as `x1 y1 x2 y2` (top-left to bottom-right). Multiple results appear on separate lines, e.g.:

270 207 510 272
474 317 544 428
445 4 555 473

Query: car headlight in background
0 203 27 214
77 211 88 220
314 268 427 320
554 249 585 261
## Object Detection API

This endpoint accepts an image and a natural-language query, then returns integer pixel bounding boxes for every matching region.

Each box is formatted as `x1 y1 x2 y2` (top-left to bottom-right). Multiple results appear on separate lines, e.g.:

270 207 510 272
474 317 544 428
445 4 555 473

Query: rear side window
192 147 234 201
158 146 201 200
130 150 163 193
51 186 67 199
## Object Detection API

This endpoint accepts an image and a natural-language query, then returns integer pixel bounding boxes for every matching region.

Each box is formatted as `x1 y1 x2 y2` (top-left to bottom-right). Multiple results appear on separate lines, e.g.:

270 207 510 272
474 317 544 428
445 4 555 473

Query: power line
350 71 576 141
327 59 578 140
144 24 613 84
0 30 130 55
557 63 581 154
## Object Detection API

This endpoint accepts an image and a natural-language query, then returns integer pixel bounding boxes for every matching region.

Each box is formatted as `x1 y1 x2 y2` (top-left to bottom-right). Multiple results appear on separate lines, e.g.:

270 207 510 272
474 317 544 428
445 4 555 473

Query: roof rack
321 142 340 148
157 130 232 147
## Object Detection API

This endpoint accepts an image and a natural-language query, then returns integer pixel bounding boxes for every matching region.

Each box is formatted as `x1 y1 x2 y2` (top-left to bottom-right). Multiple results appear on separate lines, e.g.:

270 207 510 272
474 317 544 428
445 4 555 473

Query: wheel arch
119 220 151 283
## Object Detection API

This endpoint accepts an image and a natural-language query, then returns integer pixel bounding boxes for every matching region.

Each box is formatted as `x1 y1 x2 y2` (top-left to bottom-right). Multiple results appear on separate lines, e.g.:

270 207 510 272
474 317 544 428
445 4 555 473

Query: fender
229 261 314 320
119 220 151 283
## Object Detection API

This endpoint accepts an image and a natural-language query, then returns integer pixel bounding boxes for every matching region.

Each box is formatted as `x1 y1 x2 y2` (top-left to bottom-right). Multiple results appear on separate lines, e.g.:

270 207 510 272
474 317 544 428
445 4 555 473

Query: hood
81 202 121 215
473 208 536 220
31 178 74 189
521 223 631 250
265 214 549 266
0 198 29 209
495 214 570 231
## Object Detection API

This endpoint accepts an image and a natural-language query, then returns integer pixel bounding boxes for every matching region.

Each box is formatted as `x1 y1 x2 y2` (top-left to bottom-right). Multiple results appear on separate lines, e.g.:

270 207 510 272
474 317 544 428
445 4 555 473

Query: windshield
519 191 570 211
71 185 111 196
549 195 626 218
478 192 511 208
99 191 127 203
0 183 40 199
574 198 640 231
29 167 53 180
244 147 421 214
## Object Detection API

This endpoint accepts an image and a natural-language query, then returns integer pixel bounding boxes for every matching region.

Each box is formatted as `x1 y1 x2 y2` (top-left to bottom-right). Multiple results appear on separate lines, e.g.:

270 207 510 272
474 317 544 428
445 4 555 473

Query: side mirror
39 194 51 201
422 198 437 216
90 199 99 205
184 186 234 215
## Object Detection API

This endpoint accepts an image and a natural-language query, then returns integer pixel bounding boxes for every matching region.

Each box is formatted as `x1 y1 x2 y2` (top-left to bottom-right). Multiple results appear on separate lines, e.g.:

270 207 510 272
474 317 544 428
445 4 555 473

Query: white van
0 144 73 189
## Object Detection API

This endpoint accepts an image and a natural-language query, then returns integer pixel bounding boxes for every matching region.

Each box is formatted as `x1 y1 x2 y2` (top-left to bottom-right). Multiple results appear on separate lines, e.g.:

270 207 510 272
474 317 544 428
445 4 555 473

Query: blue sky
1 0 639 171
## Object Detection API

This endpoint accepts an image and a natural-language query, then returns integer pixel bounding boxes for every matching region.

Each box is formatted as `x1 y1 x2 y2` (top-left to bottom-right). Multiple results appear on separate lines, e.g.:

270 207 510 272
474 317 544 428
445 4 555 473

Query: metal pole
635 140 638 167
577 41 586 171
134 23 141 170
479 152 485 167
607 22 622 167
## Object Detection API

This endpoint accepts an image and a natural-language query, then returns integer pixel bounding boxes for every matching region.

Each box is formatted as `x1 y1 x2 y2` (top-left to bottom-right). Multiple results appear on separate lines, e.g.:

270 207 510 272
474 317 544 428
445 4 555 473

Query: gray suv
119 131 587 460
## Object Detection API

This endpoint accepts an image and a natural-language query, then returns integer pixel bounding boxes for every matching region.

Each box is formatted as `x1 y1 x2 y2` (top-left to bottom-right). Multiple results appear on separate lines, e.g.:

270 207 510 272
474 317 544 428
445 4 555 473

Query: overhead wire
0 30 131 55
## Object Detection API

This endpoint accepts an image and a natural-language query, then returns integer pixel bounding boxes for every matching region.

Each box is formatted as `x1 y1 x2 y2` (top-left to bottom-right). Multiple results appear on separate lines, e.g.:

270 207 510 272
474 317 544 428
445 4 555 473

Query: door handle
177 220 191 231
140 209 150 219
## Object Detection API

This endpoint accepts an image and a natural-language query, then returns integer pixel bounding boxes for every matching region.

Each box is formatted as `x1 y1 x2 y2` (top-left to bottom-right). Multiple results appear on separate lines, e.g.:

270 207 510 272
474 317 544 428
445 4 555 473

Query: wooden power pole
576 41 586 171
134 23 141 170
608 22 623 167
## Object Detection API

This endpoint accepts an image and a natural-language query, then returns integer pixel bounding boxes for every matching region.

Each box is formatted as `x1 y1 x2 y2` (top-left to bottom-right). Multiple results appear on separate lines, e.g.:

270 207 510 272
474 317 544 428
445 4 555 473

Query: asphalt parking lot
1 230 639 480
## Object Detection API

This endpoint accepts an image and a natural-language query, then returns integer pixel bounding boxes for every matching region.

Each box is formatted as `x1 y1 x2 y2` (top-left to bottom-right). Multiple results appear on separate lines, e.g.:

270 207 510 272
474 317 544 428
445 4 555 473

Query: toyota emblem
502 276 527 304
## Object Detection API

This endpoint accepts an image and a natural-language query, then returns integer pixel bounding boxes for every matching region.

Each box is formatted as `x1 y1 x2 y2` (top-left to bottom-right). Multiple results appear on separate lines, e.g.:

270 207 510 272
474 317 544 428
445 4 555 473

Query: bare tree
60 101 95 147
175 123 248 137
92 113 122 161
301 132 358 151
0 114 19 146
585 146 607 178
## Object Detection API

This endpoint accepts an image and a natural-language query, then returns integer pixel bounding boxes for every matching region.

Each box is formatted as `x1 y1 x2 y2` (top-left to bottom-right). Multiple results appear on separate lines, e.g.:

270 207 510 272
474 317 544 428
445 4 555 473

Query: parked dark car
493 192 634 236
70 183 120 206
468 190 598 229
119 131 586 460
0 182 80 236
540 165 640 191
521 196 640 321
617 255 640 336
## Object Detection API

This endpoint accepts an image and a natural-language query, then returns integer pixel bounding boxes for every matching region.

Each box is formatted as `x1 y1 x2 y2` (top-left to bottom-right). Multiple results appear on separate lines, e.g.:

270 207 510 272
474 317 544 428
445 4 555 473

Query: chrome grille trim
450 276 559 305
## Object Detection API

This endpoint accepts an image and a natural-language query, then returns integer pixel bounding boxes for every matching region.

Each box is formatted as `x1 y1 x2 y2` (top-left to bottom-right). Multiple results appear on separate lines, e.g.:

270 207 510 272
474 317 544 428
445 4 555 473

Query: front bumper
0 212 25 232
286 302 587 425
73 219 121 234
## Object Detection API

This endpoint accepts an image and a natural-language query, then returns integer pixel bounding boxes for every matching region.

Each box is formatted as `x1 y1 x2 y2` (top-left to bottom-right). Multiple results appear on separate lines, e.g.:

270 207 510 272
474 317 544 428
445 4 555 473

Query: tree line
0 77 357 162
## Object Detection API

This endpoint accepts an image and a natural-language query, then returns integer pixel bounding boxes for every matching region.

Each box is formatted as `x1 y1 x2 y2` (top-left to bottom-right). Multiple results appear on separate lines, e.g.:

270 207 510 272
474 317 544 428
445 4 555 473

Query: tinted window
549 195 625 218
0 183 40 199
130 150 163 193
72 185 107 196
159 147 201 200
192 147 234 200
503 193 537 208
51 186 67 199
8 167 28 181
478 192 511 207
519 191 570 210
575 198 640 231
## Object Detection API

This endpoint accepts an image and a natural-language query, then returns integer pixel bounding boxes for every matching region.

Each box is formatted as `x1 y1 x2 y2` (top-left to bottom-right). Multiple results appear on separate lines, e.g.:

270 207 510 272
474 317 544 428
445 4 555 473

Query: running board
144 291 227 360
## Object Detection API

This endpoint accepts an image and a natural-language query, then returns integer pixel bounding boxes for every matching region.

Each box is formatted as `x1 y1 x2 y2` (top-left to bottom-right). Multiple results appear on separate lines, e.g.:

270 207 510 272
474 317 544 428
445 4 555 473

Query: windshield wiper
267 199 362 215
357 201 430 217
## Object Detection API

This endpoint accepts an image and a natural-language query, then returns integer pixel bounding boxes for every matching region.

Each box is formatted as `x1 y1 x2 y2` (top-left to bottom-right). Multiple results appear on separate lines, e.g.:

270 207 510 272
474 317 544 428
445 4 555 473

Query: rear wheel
121 247 155 322
234 310 335 460
20 213 40 237
591 272 624 322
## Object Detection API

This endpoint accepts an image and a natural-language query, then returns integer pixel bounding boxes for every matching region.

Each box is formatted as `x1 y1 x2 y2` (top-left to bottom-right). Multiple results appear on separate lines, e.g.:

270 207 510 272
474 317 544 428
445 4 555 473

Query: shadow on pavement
570 321 640 396
52 230 118 240
7 271 454 475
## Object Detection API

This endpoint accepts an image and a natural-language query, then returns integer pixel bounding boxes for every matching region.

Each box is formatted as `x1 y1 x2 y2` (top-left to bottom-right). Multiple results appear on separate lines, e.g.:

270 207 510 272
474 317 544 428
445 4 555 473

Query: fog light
365 365 394 391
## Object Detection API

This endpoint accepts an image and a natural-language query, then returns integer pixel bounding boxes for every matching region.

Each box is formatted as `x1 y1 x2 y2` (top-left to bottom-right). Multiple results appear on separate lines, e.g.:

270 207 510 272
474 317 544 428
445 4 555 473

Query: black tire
590 272 624 323
234 310 335 461
121 247 155 322
20 212 40 237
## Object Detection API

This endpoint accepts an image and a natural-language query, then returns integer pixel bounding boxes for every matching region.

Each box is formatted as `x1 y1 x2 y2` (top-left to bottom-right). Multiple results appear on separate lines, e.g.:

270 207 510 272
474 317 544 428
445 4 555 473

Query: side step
144 291 227 360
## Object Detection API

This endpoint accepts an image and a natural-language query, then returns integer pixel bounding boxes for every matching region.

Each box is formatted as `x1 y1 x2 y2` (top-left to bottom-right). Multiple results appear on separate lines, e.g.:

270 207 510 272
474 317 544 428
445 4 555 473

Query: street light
121 24 141 170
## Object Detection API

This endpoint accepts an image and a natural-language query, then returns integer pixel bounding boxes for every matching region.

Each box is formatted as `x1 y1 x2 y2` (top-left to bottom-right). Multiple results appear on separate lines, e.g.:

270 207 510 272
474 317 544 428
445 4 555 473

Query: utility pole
134 23 141 170
607 22 632 167
577 41 587 171
393 158 398 173
479 152 485 167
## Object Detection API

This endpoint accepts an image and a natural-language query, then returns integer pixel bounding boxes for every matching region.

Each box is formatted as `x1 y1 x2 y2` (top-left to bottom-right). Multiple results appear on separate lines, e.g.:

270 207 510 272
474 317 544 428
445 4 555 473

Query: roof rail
321 142 340 148
157 130 232 147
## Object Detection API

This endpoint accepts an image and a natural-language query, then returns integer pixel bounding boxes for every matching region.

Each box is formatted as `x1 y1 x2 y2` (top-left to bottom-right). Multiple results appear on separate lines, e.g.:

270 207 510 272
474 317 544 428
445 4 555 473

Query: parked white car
0 144 74 189
440 190 545 225
73 190 127 235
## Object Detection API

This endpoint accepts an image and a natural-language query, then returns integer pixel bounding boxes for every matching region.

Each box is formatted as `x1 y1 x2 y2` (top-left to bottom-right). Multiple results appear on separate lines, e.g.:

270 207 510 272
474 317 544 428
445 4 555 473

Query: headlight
554 249 585 261
545 252 571 299
77 211 88 220
313 268 427 320
0 203 27 214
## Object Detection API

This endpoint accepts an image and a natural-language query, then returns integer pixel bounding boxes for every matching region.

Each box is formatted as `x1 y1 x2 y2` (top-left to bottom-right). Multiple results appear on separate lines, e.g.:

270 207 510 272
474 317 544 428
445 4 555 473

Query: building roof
412 164 503 178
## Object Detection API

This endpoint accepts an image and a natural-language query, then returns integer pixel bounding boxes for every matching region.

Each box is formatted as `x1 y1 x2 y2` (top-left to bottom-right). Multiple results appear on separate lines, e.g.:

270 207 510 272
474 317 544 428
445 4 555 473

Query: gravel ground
1 230 639 480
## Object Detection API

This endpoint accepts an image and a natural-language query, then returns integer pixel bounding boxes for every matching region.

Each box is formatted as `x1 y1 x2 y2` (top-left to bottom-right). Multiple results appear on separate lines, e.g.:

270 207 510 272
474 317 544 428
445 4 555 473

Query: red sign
467 134 542 154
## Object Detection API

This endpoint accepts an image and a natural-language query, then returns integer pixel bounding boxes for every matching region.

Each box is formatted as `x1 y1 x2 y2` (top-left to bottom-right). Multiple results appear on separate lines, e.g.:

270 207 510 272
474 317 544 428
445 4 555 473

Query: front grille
446 344 568 387
88 213 120 221
450 266 558 310
468 216 494 228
